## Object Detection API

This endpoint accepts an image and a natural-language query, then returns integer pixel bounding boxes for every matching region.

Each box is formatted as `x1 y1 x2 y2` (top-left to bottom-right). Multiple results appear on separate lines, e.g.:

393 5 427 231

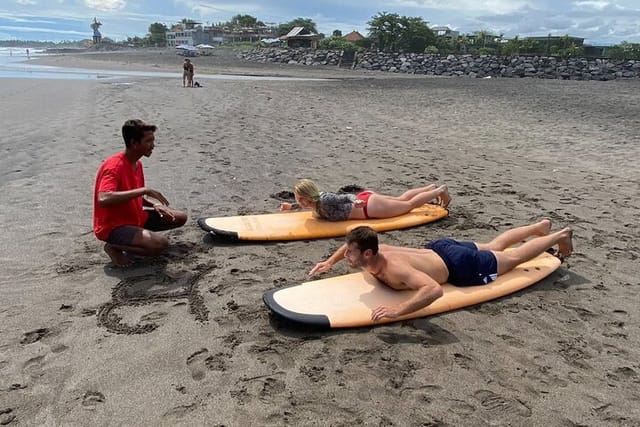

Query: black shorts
425 238 498 286
106 211 163 246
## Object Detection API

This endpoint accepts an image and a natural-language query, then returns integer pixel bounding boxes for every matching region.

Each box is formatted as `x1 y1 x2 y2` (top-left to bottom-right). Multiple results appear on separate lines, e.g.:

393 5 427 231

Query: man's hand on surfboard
371 305 399 321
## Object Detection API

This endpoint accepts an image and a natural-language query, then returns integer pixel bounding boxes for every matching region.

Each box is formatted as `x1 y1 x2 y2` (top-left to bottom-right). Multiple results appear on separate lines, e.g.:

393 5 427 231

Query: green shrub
318 36 362 51
424 45 439 54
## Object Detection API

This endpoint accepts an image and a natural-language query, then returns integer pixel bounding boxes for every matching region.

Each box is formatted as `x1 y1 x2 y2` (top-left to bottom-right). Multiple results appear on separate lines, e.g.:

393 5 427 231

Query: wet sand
1 49 640 425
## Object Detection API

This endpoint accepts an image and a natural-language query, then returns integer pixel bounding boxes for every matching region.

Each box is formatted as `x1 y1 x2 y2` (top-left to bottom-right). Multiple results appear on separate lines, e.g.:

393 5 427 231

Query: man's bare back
371 244 449 288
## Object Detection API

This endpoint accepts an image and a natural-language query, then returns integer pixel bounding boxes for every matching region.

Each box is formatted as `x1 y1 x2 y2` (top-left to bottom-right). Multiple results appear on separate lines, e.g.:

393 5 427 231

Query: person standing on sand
183 58 194 87
309 220 573 321
93 119 187 267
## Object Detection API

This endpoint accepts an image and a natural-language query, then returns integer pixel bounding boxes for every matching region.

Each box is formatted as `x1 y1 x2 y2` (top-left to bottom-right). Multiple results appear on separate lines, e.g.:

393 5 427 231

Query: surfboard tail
263 289 331 329
197 217 239 242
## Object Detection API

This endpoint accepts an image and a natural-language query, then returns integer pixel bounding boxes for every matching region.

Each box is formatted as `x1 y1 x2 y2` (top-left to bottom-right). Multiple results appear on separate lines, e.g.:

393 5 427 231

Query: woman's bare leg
397 184 437 200
366 185 450 218
375 184 439 202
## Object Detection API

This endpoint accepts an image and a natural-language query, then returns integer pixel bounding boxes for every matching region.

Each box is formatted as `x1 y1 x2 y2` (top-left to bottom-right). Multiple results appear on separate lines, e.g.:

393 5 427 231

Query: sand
1 49 639 426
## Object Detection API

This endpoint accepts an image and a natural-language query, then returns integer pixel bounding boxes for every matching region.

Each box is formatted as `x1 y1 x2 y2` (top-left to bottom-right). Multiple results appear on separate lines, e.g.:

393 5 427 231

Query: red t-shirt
93 152 149 241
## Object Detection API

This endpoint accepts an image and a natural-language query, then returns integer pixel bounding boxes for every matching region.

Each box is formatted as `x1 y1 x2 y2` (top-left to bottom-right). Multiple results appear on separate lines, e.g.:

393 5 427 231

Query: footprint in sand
81 391 105 410
50 344 68 354
162 404 197 421
23 355 45 378
186 348 210 381
20 328 50 345
0 408 16 425
453 352 475 369
259 378 286 402
474 389 532 418
204 352 229 372
446 399 476 416
497 334 525 348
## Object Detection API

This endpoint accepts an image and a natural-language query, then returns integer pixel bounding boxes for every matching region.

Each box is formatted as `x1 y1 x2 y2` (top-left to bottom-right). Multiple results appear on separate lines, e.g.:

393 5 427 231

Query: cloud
0 24 86 36
16 0 37 5
174 0 265 17
572 1 609 10
84 0 126 11
464 1 640 43
0 13 57 24
384 0 530 14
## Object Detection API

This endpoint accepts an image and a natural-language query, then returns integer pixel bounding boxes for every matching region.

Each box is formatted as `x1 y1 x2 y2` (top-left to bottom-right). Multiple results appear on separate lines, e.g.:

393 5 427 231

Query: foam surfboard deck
263 251 561 328
198 205 448 241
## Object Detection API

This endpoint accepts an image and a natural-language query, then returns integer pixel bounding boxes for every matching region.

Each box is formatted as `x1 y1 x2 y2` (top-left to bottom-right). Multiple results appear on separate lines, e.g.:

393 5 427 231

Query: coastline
27 48 376 79
1 50 639 425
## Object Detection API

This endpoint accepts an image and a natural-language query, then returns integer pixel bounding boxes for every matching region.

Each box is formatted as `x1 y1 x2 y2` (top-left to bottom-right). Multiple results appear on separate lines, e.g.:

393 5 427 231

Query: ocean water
0 46 109 80
0 47 328 81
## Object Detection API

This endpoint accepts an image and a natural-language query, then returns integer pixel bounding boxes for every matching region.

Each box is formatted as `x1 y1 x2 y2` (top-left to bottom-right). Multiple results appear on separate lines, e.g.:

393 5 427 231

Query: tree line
141 11 639 60
6 11 636 59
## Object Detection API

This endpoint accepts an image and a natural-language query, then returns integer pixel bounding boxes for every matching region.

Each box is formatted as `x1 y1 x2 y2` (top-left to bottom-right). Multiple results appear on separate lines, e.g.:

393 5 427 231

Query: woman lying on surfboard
279 179 451 222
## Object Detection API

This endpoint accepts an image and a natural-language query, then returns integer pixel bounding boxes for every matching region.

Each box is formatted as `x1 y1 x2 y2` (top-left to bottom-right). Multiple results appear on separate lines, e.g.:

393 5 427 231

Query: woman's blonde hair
294 179 321 202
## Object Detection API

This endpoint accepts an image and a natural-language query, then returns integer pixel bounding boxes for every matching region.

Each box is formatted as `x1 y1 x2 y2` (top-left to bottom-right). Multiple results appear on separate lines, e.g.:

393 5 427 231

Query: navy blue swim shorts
106 211 163 246
425 238 498 286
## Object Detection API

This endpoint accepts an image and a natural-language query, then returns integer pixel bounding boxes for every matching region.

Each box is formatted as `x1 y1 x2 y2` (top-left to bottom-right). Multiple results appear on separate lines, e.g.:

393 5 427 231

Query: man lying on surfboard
280 179 451 221
309 220 573 321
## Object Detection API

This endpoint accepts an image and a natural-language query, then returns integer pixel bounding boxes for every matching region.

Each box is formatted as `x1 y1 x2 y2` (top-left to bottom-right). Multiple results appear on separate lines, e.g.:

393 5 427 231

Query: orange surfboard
263 251 561 328
198 205 448 241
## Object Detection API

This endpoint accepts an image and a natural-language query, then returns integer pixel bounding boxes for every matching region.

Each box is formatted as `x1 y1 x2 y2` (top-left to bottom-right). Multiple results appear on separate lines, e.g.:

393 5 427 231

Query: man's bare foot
556 227 573 262
104 244 133 267
438 186 452 208
535 218 553 236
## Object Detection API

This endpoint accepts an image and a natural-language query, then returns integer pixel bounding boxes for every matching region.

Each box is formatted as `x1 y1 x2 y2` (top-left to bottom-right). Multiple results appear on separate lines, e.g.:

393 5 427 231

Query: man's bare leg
104 243 133 267
103 229 168 267
435 185 451 208
478 219 553 251
494 227 573 274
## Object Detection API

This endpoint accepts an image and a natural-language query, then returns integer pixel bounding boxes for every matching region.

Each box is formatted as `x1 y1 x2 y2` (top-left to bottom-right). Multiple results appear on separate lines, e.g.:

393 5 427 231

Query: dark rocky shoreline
242 47 640 80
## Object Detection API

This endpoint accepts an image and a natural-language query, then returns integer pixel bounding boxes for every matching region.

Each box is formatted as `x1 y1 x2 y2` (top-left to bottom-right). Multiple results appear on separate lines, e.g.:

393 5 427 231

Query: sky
1 0 639 45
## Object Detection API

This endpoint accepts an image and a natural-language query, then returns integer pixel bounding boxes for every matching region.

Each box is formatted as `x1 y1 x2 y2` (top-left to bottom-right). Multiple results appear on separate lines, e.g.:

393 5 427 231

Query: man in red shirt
93 119 187 267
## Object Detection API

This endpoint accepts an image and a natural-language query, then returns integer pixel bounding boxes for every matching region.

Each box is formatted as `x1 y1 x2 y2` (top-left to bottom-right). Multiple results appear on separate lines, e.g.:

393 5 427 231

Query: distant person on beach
93 119 187 267
279 179 451 222
309 220 573 321
26 48 30 59
183 58 194 87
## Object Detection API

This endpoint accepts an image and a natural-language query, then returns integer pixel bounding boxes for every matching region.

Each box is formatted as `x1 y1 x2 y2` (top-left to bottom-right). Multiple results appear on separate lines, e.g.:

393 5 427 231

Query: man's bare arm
98 187 169 207
371 269 443 321
308 243 347 277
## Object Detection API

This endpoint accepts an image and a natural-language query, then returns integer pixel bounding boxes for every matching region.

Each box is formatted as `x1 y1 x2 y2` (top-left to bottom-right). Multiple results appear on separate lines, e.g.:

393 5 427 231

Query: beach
1 49 639 426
